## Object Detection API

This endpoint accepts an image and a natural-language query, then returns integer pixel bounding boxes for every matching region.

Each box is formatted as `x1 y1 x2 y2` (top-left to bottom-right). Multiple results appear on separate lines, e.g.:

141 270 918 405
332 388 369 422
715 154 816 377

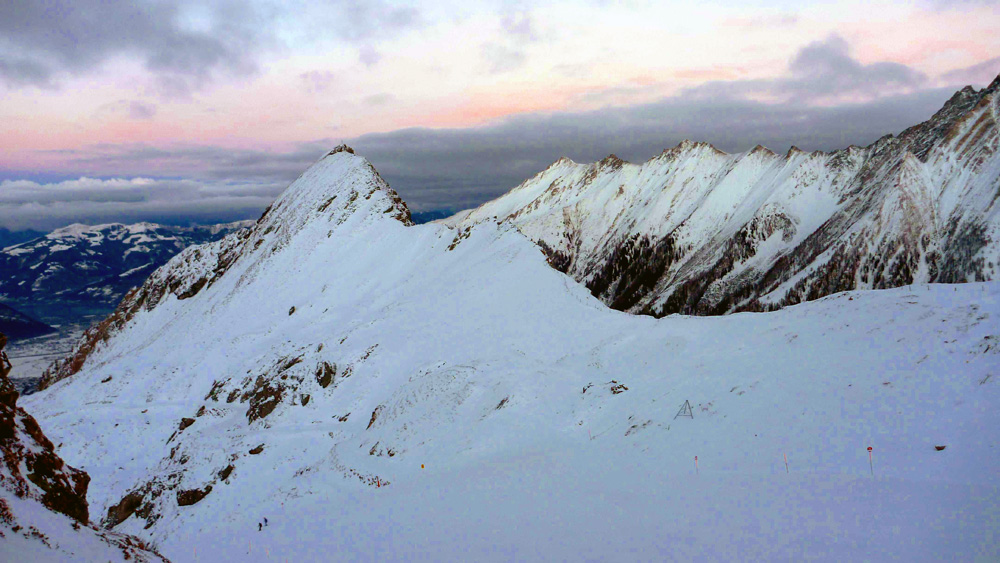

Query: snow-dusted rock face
38 147 411 391
18 145 1000 560
451 77 1000 316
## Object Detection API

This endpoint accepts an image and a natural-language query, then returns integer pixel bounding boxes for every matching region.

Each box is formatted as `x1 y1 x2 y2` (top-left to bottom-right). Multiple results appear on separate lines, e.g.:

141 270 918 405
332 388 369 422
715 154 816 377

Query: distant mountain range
0 221 253 323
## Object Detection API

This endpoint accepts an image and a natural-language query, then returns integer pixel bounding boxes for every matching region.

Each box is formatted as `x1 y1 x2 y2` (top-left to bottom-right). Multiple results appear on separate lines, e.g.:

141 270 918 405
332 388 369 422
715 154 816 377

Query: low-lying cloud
0 177 284 231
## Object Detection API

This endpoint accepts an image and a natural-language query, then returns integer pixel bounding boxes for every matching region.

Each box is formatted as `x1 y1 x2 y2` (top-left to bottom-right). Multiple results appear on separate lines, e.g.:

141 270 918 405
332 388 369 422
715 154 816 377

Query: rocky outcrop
0 356 89 523
176 485 212 507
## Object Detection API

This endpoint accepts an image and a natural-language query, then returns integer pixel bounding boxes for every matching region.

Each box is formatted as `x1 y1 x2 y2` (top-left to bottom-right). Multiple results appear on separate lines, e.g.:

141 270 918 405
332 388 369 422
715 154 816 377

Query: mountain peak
326 144 356 156
662 140 727 157
983 73 1000 95
260 147 412 234
748 144 777 157
599 154 627 167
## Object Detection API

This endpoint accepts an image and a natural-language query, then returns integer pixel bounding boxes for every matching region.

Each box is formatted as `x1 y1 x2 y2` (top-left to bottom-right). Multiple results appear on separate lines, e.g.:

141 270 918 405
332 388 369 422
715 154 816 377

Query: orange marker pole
867 446 874 476
695 455 699 475
784 453 789 473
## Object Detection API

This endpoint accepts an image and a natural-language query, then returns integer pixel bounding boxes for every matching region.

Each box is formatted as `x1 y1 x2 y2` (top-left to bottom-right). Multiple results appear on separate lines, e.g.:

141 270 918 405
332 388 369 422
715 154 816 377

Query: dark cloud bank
3 35 998 231
0 0 272 97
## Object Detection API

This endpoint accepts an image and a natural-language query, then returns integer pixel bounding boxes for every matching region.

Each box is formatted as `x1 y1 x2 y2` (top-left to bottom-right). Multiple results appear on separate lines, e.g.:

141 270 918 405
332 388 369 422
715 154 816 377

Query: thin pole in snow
867 446 874 476
784 452 789 473
695 455 699 475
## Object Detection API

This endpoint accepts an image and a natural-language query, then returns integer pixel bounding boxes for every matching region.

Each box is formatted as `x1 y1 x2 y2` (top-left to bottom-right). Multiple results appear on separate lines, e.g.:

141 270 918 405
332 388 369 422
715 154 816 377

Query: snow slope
1 345 167 562
448 77 1000 317
19 146 1000 561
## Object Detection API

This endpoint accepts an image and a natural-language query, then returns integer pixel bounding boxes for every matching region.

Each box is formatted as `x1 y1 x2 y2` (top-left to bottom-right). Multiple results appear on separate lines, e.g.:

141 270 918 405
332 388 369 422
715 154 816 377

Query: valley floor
5 319 93 394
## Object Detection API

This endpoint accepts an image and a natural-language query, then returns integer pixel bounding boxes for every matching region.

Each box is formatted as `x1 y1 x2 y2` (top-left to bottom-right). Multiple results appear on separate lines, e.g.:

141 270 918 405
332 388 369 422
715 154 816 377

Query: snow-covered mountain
447 76 1000 316
0 354 167 561
0 228 45 250
20 145 999 560
0 221 253 321
0 302 55 341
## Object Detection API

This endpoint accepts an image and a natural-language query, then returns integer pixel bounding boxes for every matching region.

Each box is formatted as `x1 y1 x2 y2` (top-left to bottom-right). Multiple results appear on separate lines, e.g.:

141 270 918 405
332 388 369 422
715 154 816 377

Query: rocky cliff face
1 353 89 523
449 76 1000 316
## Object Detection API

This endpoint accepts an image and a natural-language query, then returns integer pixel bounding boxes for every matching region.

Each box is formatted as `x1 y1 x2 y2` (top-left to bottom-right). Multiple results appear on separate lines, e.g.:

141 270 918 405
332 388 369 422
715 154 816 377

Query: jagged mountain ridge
19 144 1000 560
447 76 1000 316
0 220 254 321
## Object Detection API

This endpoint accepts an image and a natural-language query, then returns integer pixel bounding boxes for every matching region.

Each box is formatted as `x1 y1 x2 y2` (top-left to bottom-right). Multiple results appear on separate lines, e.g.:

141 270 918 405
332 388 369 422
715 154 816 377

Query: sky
1 0 999 231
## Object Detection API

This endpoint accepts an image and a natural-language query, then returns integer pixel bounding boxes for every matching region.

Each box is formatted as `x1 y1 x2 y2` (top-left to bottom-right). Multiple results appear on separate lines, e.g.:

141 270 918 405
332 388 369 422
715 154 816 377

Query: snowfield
18 148 1000 561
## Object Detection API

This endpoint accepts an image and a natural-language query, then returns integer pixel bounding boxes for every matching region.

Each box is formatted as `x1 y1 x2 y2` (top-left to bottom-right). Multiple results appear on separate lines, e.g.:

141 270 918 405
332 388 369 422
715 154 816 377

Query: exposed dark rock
316 362 336 388
243 376 285 423
217 465 235 481
367 405 384 430
176 485 212 507
105 490 144 527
